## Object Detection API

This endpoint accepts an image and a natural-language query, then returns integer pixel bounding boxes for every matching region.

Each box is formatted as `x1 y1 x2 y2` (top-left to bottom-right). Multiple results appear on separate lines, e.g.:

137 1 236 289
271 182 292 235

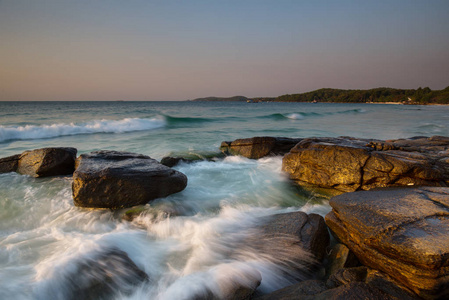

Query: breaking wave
261 109 366 120
0 118 166 142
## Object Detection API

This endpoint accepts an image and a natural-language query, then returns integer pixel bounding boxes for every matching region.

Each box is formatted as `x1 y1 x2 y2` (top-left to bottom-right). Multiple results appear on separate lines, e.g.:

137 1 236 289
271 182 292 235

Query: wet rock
326 266 368 289
257 211 330 262
256 281 390 300
0 154 20 173
282 136 449 192
17 147 77 177
72 150 187 209
326 243 360 278
325 187 449 299
38 248 148 300
161 150 225 167
220 136 302 159
256 266 418 300
255 279 328 300
366 269 420 300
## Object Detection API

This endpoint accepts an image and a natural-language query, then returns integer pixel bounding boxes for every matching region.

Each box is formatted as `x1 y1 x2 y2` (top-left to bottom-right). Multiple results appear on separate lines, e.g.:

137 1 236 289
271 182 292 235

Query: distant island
191 87 449 104
191 96 249 102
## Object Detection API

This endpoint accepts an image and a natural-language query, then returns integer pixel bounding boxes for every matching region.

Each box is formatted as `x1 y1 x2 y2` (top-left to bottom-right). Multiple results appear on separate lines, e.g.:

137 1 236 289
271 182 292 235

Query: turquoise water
0 101 448 299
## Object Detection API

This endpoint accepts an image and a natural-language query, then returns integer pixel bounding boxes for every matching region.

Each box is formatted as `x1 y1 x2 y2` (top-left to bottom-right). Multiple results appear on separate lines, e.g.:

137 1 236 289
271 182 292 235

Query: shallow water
1 101 448 299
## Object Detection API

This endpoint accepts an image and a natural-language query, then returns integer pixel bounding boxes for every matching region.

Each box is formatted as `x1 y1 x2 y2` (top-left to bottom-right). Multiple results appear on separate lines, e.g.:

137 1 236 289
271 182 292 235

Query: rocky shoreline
1 135 448 299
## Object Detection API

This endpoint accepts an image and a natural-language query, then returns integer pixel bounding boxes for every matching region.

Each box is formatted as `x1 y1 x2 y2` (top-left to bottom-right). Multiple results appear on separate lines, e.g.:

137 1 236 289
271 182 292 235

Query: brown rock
17 147 77 177
220 136 302 159
72 150 187 209
0 154 20 173
282 136 449 192
325 187 449 299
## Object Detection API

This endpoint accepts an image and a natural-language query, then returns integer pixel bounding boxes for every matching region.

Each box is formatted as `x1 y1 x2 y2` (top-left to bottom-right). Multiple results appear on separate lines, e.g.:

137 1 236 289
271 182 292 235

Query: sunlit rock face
282 136 449 192
72 150 187 209
325 187 449 299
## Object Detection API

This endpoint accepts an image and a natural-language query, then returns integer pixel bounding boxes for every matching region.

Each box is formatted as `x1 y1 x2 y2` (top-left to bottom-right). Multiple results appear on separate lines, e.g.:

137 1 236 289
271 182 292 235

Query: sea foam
0 118 165 142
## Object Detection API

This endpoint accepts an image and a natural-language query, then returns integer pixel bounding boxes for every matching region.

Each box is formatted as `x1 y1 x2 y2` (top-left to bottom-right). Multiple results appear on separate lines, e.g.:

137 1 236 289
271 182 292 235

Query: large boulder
282 136 449 192
72 150 188 209
0 154 20 173
17 147 77 177
220 137 302 159
325 187 449 299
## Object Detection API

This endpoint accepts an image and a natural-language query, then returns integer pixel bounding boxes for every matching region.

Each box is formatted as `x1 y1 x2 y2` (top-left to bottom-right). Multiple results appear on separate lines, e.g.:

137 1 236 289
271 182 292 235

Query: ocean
1 101 448 299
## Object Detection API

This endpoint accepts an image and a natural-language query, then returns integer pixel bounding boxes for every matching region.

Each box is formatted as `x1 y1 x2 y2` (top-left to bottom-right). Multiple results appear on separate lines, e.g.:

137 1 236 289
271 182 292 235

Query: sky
1 0 448 101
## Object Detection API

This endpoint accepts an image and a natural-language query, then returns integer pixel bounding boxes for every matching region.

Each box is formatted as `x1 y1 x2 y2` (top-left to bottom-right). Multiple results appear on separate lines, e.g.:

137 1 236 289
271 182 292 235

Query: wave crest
0 118 165 142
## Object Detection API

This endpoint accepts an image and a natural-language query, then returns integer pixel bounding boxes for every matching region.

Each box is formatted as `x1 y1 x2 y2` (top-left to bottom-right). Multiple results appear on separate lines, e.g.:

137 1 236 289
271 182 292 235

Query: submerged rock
17 147 77 177
220 136 302 159
0 154 20 173
72 150 187 209
282 136 449 192
325 187 449 299
161 150 225 167
37 248 148 300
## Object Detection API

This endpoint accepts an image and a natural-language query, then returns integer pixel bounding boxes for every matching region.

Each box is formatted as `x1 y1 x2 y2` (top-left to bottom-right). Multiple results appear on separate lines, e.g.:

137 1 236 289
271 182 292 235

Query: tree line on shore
252 86 449 104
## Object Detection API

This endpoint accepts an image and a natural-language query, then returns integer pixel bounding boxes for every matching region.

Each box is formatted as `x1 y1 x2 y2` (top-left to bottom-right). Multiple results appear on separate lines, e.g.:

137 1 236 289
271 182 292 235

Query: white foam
0 117 165 142
285 113 304 120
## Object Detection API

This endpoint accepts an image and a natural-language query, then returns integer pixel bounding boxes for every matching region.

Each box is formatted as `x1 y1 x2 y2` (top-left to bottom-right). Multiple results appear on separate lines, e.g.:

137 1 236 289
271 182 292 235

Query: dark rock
326 266 368 289
255 279 328 300
0 154 20 173
366 269 421 300
325 187 449 299
161 151 225 167
282 136 449 192
37 248 148 300
256 281 390 300
257 211 330 262
220 136 302 159
179 267 261 300
256 266 418 300
326 243 360 277
72 150 187 209
17 147 77 177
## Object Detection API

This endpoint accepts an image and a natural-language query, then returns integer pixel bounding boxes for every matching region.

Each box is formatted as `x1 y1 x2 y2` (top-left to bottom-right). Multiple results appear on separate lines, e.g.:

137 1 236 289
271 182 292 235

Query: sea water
1 101 448 299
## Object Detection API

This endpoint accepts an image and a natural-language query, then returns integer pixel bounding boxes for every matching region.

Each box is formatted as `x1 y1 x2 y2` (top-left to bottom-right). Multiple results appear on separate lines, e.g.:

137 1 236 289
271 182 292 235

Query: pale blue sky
1 0 448 100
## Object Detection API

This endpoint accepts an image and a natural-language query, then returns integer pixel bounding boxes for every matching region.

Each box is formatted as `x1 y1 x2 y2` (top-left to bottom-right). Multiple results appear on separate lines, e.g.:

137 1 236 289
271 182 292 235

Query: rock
72 150 187 209
161 151 225 167
326 266 368 289
257 211 330 262
0 154 20 173
17 147 77 177
366 269 420 300
282 136 449 192
37 248 148 300
256 281 390 300
256 267 417 300
255 279 328 300
326 243 360 277
325 187 449 299
220 136 302 159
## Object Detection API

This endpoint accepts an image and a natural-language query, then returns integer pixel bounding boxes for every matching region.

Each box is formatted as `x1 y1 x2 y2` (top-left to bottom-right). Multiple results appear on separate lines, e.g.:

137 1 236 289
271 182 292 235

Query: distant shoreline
191 86 449 105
